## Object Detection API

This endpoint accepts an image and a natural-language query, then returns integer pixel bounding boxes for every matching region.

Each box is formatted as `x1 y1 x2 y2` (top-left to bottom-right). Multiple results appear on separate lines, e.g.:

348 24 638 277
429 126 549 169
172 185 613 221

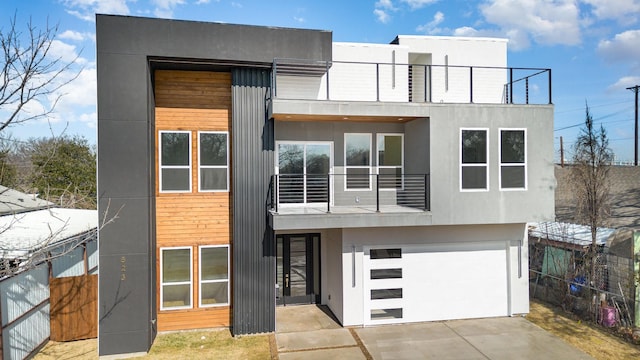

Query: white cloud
374 9 391 23
48 40 88 65
59 30 96 42
376 0 396 9
478 0 581 49
151 0 186 18
44 66 97 127
607 76 640 90
294 16 305 23
195 0 212 4
582 0 640 25
401 0 439 10
231 2 243 8
597 30 640 60
62 0 131 21
416 11 445 34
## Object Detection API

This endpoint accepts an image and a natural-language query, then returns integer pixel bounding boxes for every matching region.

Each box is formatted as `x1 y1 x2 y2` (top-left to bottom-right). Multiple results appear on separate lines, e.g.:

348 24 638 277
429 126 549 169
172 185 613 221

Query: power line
554 100 630 114
553 108 633 131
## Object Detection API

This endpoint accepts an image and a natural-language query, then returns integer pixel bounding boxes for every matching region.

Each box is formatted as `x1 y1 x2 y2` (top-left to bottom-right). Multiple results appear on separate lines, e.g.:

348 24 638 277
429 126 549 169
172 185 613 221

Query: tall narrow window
160 247 192 310
345 133 371 190
377 134 403 189
461 129 488 191
160 131 191 192
500 129 526 190
199 132 229 191
199 245 230 307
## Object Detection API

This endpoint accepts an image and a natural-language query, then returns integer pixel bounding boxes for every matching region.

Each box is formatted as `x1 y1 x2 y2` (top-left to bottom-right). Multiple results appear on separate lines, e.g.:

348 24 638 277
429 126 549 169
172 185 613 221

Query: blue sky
1 0 639 162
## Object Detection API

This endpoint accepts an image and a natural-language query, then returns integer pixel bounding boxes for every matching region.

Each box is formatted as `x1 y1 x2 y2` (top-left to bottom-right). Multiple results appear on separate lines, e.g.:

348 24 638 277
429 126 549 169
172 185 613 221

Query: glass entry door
277 142 332 205
276 234 320 305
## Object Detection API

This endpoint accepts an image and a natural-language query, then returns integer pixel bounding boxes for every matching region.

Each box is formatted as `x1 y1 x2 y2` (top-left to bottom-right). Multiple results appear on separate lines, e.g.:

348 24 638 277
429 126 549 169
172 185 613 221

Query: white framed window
159 131 192 193
460 128 489 191
198 131 229 192
345 133 372 191
160 247 193 310
499 128 527 190
199 245 230 307
377 134 404 189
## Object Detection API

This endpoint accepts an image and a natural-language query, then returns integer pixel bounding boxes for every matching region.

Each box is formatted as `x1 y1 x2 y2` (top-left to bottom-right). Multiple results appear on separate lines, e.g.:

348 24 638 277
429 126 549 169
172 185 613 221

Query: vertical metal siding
51 247 85 278
87 239 98 273
0 264 50 360
231 68 275 335
0 265 49 326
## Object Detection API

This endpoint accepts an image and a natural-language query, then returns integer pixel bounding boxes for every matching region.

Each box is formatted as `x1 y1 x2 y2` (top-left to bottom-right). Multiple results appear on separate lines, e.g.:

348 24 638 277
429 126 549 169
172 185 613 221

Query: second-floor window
377 134 403 189
345 133 371 190
160 131 192 192
499 129 526 190
199 132 229 192
460 128 488 191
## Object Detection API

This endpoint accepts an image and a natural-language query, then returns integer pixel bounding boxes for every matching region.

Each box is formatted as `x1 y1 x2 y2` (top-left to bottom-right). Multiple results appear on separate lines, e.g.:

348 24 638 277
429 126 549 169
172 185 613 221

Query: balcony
273 58 551 105
268 173 432 230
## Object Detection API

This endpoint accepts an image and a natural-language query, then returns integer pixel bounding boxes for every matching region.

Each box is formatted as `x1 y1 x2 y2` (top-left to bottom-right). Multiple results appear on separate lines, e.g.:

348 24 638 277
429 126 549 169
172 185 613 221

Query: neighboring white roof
0 208 97 258
528 221 615 247
0 185 54 215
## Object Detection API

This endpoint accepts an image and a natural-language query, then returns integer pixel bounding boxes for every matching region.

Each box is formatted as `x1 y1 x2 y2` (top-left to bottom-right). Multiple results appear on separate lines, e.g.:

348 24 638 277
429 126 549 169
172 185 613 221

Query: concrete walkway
275 305 593 360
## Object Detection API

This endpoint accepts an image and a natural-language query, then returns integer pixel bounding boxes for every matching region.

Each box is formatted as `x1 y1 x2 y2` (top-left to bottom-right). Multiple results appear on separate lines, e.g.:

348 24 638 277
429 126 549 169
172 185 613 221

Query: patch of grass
527 300 640 360
133 329 271 360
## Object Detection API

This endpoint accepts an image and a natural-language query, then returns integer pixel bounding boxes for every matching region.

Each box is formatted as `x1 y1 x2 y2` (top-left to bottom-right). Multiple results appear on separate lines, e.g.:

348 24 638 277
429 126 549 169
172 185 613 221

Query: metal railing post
376 63 380 101
327 174 331 213
424 64 428 102
509 67 514 104
274 175 278 213
469 67 474 103
376 174 380 212
548 69 552 104
428 65 432 103
526 77 529 104
424 174 428 211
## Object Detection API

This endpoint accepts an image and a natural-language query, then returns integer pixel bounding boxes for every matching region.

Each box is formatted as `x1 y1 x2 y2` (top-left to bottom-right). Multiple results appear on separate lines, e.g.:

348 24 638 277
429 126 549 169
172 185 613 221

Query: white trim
159 130 192 193
376 133 404 191
498 128 527 191
459 128 489 192
199 245 230 308
160 246 193 311
198 131 230 192
344 133 372 192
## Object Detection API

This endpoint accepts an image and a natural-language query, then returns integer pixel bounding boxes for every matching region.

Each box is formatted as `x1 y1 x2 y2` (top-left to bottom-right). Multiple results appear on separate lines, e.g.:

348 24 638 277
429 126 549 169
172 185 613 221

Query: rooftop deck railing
272 58 552 105
269 173 430 213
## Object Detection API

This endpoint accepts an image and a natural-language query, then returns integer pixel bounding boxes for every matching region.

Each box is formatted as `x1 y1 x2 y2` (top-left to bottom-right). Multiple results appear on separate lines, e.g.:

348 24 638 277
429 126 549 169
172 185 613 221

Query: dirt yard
526 300 640 360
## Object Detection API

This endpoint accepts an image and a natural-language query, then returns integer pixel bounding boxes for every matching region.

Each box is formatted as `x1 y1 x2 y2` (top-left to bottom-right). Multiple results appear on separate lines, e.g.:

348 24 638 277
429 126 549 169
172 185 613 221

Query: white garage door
364 242 509 325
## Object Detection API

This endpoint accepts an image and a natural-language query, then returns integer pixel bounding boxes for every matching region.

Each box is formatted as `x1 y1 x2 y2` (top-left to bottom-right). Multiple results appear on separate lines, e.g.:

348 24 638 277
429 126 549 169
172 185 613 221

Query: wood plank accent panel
154 70 232 329
50 275 98 341
157 307 230 332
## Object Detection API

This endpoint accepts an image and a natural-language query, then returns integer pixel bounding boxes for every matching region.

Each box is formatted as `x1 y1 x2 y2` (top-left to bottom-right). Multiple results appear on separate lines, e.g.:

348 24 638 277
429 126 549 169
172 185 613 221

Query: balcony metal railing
272 58 552 105
269 173 430 213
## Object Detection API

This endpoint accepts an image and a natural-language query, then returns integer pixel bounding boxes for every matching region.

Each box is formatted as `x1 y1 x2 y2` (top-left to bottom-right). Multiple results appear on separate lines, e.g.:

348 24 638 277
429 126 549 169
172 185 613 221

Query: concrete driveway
275 305 593 360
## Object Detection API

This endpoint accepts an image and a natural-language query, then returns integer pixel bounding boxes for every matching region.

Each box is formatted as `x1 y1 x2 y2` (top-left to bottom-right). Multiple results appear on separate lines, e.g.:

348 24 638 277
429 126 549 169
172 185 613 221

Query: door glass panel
278 144 304 204
276 237 283 301
306 144 330 203
289 236 307 297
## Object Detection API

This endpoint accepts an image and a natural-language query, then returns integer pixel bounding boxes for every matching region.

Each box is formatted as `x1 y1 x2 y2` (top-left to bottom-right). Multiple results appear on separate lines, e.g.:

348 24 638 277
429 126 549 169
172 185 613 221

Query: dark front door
276 234 320 305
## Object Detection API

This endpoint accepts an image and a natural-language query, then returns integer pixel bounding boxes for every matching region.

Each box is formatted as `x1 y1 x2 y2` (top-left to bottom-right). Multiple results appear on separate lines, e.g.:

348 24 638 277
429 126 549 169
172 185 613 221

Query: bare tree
571 104 613 315
1 13 79 132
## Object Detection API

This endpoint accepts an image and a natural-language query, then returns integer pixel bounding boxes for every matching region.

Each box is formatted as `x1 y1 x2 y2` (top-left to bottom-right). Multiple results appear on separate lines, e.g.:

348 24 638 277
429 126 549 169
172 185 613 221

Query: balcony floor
269 204 432 230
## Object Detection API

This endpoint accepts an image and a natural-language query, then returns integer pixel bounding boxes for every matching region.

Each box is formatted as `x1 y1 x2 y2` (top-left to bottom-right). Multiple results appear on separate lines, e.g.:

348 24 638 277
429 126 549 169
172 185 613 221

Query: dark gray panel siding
232 68 275 334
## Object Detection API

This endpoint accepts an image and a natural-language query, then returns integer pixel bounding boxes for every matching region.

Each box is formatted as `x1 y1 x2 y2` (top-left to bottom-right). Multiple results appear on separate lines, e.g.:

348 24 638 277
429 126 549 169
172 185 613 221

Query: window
345 133 371 190
160 131 191 192
199 132 229 191
460 129 488 191
160 247 192 310
500 129 526 190
199 246 230 307
377 134 403 189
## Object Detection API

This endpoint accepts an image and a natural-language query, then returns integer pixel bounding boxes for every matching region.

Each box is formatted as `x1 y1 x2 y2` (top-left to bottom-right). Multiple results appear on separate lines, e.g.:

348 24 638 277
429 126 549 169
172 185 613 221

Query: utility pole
627 85 639 166
560 136 564 168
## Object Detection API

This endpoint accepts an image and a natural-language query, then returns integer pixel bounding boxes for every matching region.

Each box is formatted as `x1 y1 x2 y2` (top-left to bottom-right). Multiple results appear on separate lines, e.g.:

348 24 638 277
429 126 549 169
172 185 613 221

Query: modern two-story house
96 14 555 357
